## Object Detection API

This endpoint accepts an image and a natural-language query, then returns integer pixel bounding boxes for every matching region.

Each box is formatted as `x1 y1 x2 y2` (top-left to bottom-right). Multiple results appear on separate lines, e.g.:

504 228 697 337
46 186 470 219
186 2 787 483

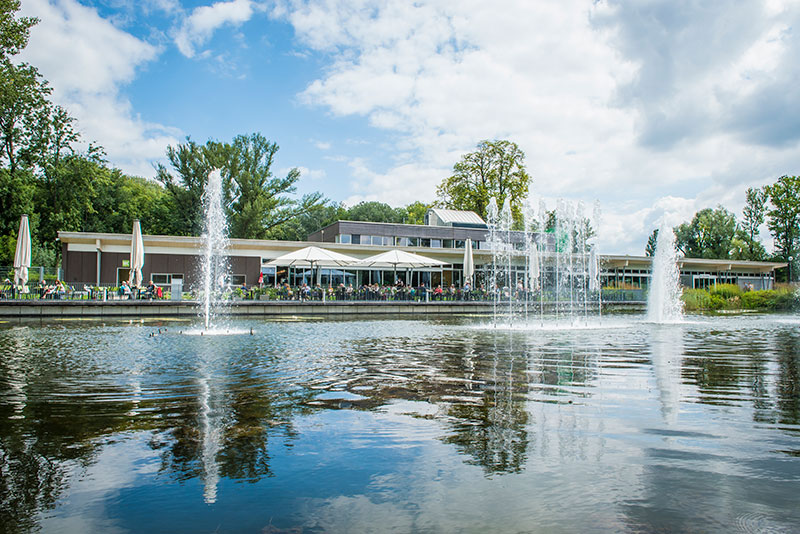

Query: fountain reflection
650 324 684 425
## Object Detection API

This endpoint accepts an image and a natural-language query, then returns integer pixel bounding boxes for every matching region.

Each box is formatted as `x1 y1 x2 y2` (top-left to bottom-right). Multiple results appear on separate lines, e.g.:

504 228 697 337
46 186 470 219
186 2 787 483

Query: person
121 280 132 299
258 271 264 288
146 280 157 299
56 280 66 299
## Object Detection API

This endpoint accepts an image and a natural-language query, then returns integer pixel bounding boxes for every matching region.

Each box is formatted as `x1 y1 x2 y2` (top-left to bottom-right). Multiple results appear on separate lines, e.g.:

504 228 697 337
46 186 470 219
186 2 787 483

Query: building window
431 239 442 248
443 239 454 248
151 273 183 285
231 274 246 286
339 234 351 244
455 240 466 249
352 234 361 245
420 238 431 247
408 237 420 247
396 237 410 247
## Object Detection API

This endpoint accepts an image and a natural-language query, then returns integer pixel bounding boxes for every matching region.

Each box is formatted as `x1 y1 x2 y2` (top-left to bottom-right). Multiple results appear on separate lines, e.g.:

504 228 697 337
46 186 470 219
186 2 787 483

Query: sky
17 0 800 255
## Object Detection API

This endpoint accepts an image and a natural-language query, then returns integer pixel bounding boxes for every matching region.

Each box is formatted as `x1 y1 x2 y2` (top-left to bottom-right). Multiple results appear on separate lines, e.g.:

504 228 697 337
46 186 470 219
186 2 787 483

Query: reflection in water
198 370 221 504
0 315 799 532
650 324 684 425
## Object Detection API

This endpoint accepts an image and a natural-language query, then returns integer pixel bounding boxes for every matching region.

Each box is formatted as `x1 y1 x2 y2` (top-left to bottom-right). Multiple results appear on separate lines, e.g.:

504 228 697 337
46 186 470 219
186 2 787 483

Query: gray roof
428 208 486 226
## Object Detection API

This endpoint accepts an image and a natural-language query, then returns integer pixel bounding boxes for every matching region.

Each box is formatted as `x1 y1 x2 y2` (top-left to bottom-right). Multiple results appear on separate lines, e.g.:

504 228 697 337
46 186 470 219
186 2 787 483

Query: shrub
681 289 711 310
709 283 742 299
741 290 770 309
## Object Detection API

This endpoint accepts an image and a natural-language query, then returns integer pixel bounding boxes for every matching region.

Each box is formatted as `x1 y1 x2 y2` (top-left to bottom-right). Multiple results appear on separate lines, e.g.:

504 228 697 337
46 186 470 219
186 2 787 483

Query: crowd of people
271 279 488 302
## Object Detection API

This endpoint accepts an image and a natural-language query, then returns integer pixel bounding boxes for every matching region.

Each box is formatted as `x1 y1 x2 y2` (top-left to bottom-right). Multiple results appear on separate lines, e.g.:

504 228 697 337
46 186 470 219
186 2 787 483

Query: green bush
741 290 770 309
681 289 711 311
709 283 742 299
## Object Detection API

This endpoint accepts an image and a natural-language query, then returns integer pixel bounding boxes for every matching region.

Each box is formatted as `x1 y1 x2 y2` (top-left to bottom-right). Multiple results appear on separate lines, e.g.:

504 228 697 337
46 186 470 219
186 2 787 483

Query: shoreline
0 299 645 318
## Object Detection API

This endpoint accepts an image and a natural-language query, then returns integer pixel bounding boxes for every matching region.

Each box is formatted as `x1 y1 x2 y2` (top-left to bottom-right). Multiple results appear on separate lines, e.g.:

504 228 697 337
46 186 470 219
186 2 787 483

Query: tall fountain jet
200 169 230 330
647 223 683 323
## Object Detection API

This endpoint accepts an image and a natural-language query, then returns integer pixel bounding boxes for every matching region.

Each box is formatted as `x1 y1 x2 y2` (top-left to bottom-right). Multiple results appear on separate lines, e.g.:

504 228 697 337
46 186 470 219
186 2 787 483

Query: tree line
646 175 800 281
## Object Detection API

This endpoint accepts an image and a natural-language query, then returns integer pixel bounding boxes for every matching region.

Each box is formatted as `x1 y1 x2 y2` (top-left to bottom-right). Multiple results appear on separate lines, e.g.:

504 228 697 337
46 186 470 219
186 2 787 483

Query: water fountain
199 169 230 330
646 223 683 323
486 197 602 328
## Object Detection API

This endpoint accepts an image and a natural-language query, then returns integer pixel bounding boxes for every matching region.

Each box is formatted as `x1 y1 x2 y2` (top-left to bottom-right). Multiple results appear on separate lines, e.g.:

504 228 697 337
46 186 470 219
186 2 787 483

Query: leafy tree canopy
436 139 530 227
674 206 737 259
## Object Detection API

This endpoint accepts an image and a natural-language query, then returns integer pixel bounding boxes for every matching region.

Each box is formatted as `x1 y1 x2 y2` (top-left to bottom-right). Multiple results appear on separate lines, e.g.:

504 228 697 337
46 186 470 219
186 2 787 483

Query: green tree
436 139 531 227
0 0 37 61
404 201 429 225
0 61 51 176
268 202 346 241
674 206 737 259
344 201 405 223
765 175 800 282
645 228 659 256
736 187 768 261
228 134 324 239
157 134 325 239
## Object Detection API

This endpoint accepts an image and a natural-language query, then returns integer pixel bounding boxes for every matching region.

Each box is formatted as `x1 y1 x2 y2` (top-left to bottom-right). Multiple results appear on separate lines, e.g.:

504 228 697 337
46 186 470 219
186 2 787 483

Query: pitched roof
428 208 486 227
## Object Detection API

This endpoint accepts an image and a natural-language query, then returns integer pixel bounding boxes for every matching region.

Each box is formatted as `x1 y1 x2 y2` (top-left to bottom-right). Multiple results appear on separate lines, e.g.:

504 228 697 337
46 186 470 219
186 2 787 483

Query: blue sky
18 0 800 254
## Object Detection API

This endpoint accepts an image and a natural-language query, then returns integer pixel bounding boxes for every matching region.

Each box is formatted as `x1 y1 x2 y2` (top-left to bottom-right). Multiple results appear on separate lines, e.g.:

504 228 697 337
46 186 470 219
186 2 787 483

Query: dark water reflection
0 314 799 533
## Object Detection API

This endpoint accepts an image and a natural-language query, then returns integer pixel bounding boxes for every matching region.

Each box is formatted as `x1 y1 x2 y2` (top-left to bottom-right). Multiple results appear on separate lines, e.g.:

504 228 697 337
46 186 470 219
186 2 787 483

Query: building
58 209 785 290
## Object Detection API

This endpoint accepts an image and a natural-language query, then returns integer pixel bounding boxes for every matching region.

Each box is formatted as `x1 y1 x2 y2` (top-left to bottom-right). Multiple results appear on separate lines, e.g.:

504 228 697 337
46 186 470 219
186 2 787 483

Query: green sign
122 259 130 267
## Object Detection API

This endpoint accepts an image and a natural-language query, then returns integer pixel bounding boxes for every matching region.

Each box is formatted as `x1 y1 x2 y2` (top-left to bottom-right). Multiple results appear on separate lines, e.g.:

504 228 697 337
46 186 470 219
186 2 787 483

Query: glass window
443 239 454 248
408 237 420 247
152 274 169 284
455 240 466 248
352 234 361 245
231 274 246 285
339 234 351 244
431 239 442 248
371 235 383 245
396 237 410 247
420 238 431 247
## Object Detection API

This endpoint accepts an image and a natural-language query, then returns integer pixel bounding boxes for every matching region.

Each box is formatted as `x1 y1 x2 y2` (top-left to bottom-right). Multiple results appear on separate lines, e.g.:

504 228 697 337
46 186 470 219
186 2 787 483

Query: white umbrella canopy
463 238 474 285
265 246 358 267
266 246 359 285
353 249 448 269
13 214 31 289
128 220 144 287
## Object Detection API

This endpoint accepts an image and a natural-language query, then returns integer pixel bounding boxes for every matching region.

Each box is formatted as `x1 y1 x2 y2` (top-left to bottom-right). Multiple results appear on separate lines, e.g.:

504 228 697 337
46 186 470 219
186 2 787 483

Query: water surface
1 313 798 533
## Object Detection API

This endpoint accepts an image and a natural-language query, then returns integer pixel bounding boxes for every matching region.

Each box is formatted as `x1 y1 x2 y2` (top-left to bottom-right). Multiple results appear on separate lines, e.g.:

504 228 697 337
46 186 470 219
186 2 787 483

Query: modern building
58 209 785 290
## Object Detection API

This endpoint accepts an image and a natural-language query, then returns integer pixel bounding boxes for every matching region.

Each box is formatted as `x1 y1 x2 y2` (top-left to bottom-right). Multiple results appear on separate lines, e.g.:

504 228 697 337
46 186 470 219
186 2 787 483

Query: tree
0 0 38 61
736 187 768 261
268 202 346 241
0 61 51 176
344 201 405 223
765 175 800 282
404 201 429 225
436 139 530 227
157 134 325 239
645 228 659 256
674 207 737 259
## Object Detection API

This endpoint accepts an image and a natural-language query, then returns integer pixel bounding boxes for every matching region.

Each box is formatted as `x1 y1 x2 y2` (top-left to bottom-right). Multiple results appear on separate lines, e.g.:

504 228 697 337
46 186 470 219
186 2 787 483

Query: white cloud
295 166 327 181
174 0 258 58
19 0 179 177
274 0 800 254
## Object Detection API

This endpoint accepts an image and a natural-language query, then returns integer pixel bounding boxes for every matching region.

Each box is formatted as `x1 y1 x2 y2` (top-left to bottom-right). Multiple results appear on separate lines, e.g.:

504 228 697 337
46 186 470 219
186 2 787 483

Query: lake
1 313 798 533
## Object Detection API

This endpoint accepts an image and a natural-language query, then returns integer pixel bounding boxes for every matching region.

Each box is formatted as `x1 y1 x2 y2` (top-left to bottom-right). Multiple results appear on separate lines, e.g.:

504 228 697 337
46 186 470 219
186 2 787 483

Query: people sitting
145 280 157 299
